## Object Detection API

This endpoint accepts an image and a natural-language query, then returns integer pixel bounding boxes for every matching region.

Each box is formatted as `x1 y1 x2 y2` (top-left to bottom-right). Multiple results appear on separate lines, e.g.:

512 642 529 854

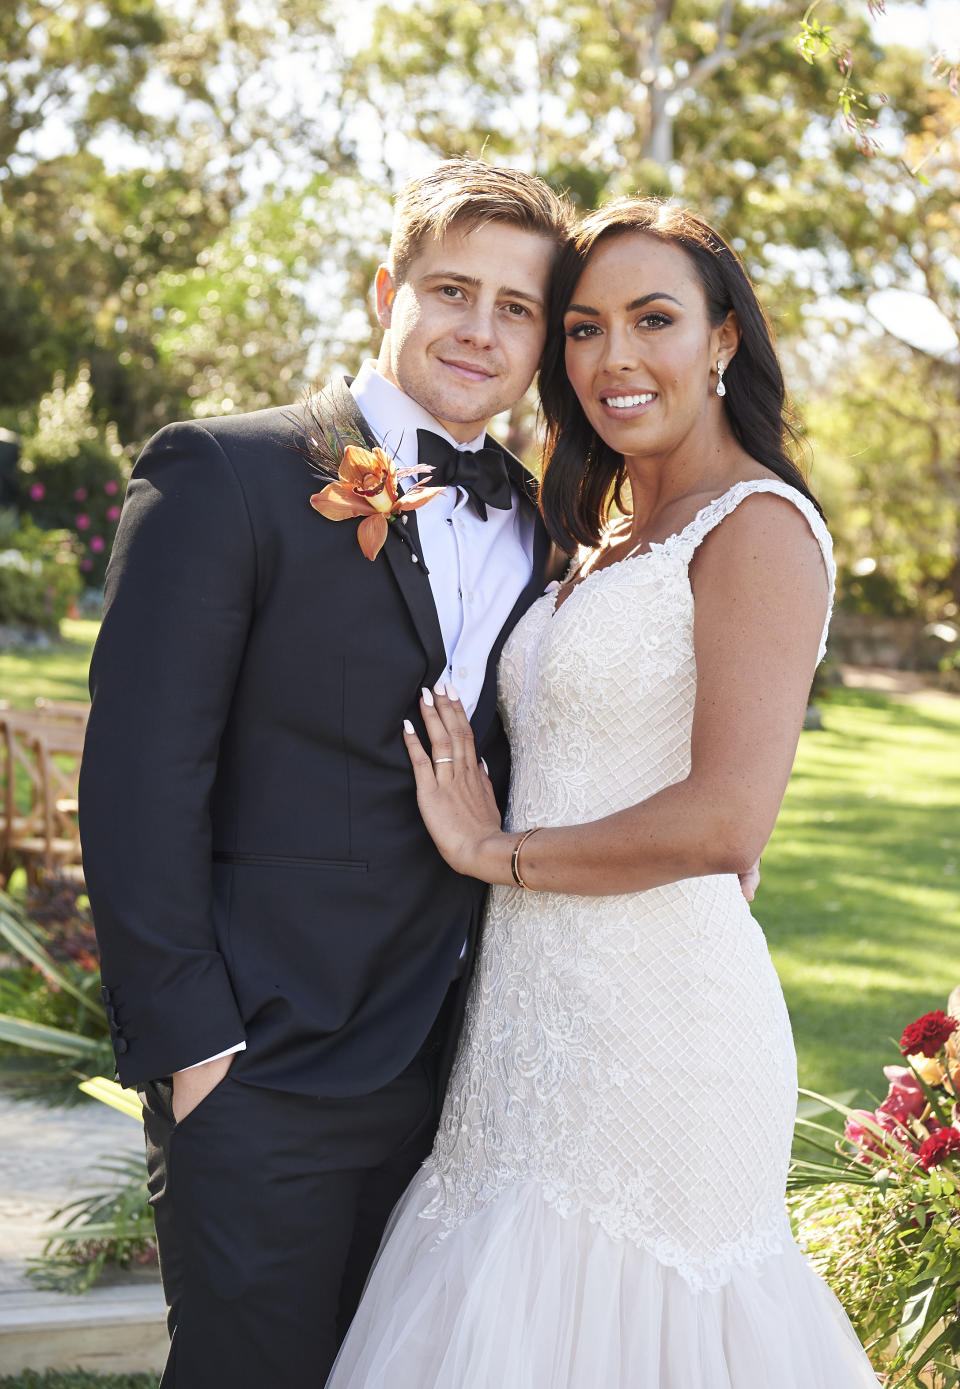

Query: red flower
917 1126 960 1171
900 1010 959 1059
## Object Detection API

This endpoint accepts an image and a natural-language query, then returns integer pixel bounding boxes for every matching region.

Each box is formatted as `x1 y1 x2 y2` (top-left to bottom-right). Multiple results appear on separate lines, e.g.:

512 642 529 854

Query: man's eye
440 285 463 299
505 303 530 317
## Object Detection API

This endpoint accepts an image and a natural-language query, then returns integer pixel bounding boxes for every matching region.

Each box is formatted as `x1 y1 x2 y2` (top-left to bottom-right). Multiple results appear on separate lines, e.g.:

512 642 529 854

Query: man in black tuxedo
78 160 570 1386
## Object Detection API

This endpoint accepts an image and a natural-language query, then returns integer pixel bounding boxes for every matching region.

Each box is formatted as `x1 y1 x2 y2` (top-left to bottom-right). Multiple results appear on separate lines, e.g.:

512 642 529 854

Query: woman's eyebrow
564 291 683 316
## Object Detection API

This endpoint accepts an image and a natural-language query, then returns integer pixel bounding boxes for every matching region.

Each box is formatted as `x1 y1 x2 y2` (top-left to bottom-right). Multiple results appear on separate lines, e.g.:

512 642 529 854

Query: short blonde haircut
388 159 572 283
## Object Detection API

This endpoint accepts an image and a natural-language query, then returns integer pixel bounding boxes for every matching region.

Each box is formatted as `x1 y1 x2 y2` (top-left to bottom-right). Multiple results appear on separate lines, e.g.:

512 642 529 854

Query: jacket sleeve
79 421 256 1087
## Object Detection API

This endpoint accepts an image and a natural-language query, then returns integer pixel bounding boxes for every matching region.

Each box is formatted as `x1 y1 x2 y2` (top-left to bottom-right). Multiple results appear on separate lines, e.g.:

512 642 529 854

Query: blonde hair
388 159 572 283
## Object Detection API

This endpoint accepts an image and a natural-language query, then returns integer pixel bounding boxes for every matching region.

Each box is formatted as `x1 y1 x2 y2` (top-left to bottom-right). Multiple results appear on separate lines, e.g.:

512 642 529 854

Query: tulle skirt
325 1171 880 1389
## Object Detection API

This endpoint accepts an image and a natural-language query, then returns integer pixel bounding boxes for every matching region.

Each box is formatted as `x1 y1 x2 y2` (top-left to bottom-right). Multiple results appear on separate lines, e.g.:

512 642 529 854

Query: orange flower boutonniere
309 444 444 561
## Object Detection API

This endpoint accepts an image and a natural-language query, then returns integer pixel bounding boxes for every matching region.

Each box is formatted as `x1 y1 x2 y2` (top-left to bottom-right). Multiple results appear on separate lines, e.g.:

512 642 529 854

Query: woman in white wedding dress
326 201 879 1387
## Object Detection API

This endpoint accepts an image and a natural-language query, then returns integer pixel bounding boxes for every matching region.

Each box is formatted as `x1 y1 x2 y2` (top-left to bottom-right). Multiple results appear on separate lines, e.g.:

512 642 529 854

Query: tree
0 1 166 180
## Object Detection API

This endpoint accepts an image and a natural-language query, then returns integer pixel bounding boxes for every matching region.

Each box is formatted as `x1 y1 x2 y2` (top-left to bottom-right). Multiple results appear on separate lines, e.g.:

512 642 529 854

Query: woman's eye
638 312 671 329
565 322 600 339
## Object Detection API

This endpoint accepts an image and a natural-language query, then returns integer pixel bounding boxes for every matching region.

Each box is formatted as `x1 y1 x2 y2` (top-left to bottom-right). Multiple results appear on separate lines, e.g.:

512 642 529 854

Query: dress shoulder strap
674 478 835 665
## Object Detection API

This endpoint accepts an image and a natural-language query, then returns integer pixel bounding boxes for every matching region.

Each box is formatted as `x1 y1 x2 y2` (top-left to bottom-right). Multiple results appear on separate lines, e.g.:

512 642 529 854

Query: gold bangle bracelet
511 827 541 890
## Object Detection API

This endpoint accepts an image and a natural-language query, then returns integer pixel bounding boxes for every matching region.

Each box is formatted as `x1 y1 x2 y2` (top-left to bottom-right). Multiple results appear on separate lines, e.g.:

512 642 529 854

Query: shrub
0 514 82 631
16 365 129 587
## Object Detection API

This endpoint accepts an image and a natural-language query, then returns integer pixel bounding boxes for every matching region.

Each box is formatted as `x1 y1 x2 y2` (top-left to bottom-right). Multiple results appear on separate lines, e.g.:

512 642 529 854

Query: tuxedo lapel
312 378 447 686
470 443 551 743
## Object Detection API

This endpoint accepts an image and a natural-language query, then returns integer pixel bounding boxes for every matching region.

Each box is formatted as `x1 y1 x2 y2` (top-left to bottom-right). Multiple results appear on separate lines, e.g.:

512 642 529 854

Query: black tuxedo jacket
79 379 556 1094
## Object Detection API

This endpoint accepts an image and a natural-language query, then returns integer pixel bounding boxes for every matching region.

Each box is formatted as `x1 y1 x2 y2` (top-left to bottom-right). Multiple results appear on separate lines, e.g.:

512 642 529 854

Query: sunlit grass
758 686 960 1102
0 619 98 707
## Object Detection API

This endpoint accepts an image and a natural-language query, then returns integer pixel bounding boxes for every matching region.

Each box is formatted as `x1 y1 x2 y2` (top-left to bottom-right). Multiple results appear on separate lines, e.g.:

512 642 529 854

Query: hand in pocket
171 1052 235 1124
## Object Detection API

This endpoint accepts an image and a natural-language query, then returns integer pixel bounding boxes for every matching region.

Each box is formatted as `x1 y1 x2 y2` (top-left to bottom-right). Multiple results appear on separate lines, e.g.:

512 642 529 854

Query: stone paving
0 1092 147 1294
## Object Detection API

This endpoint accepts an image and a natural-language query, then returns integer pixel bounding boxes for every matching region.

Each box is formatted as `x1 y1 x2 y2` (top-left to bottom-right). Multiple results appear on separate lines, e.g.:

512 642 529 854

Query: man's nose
454 300 497 349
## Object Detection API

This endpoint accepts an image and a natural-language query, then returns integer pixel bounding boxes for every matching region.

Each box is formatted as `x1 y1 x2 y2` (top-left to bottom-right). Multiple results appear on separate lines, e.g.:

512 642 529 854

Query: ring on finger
433 757 454 765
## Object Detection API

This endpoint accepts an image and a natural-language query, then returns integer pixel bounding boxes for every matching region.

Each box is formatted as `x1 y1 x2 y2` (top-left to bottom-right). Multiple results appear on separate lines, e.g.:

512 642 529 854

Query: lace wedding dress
326 480 879 1388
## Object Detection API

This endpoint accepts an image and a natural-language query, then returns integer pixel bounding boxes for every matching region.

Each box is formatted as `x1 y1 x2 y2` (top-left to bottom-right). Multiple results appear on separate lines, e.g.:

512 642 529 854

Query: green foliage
789 1066 960 1387
0 1 167 178
0 515 81 630
0 885 115 1103
16 366 128 586
28 1154 156 1294
146 175 386 417
808 342 960 619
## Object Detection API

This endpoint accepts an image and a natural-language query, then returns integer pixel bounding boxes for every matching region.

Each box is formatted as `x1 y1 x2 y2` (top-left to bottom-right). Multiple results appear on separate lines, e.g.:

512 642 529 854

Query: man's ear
375 265 397 329
714 310 741 369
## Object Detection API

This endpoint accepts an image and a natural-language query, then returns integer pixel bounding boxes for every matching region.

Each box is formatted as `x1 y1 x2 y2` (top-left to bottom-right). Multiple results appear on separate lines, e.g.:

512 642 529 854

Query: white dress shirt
182 366 535 1073
349 361 535 717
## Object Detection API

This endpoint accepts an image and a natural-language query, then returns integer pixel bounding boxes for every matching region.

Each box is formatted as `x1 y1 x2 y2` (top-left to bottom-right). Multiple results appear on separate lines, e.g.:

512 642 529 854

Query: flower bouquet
789 990 960 1388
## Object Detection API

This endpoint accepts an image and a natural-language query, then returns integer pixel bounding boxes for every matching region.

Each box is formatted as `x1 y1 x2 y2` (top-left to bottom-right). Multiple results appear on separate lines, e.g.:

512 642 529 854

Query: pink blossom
107 505 121 521
29 482 45 501
80 558 93 572
74 487 88 501
104 479 119 495
879 1065 926 1121
844 1108 914 1163
90 536 105 553
844 1109 884 1160
75 514 90 531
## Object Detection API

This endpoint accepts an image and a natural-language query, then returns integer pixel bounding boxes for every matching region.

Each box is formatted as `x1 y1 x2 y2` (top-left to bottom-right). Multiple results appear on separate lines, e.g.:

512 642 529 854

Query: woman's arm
404 492 829 895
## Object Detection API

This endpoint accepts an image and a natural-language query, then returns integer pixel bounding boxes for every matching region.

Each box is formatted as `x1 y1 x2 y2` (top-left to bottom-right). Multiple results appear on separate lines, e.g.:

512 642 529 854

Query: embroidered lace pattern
420 480 835 1293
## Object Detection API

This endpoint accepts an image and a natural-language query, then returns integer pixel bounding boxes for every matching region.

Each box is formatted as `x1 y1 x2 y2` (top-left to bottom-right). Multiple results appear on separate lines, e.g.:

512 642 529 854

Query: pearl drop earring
715 360 726 398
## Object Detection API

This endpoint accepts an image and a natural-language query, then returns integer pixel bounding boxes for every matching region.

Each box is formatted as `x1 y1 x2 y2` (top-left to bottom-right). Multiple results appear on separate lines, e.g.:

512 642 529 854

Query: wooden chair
0 703 88 884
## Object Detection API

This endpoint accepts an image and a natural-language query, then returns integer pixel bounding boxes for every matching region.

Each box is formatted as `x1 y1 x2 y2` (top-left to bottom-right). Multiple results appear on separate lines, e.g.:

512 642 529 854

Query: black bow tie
416 430 512 521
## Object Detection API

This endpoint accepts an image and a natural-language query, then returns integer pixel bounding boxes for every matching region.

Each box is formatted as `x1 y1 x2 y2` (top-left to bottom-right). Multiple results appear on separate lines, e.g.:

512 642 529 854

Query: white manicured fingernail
446 682 461 702
421 686 434 707
403 719 414 734
433 680 447 696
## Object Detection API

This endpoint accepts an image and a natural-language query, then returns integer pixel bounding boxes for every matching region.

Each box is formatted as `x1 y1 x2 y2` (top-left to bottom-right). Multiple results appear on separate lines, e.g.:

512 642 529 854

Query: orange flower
310 445 443 560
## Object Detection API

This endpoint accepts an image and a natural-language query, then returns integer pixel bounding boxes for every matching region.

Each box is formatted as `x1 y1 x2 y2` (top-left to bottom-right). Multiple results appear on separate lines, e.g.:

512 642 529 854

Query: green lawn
2 620 957 1104
0 619 98 707
758 685 960 1102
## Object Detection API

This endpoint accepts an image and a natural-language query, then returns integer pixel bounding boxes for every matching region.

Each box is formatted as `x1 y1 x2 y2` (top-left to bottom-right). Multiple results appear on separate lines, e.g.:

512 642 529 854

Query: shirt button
445 518 453 526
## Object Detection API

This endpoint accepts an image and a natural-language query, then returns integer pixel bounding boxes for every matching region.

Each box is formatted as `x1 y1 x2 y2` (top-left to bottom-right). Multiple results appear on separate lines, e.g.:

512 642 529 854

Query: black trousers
141 1016 448 1388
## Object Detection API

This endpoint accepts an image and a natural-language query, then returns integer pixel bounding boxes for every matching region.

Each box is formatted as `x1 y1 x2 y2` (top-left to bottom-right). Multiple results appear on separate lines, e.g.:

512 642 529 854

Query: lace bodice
420 480 835 1292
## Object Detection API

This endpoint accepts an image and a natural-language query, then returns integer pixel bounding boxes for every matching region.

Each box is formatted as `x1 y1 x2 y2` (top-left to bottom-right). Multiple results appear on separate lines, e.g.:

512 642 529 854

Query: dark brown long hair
539 199 822 552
